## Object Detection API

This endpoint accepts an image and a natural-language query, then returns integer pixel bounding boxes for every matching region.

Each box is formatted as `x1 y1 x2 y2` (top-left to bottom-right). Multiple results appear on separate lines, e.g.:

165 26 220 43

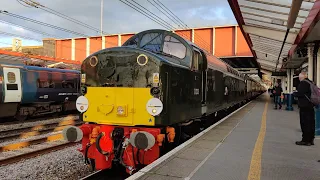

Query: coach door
3 67 22 103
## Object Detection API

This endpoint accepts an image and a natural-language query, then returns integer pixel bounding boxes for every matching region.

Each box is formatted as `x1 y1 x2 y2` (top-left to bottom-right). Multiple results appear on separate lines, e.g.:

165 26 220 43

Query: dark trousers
299 108 315 142
274 96 281 108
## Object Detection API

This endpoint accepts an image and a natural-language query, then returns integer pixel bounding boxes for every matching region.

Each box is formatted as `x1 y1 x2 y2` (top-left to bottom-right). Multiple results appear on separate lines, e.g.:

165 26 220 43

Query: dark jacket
274 86 282 96
293 78 314 109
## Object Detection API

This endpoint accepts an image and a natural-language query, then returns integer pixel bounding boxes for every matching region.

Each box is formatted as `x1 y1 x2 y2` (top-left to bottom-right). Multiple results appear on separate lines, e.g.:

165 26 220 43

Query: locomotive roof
0 63 79 73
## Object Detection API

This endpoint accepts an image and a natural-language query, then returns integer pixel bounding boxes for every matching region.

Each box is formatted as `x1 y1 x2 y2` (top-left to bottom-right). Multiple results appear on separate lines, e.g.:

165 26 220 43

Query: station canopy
229 0 316 72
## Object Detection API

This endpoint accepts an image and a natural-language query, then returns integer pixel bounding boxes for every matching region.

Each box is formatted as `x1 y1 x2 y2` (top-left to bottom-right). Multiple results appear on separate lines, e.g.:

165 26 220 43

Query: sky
0 0 237 47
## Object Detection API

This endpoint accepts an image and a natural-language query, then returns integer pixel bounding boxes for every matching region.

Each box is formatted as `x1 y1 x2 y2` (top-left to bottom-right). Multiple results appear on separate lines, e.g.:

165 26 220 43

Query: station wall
55 25 253 62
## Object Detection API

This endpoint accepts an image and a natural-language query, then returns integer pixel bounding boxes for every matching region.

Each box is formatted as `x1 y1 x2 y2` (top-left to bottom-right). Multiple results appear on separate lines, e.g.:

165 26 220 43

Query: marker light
116 105 127 116
137 54 148 66
117 106 124 114
89 56 98 67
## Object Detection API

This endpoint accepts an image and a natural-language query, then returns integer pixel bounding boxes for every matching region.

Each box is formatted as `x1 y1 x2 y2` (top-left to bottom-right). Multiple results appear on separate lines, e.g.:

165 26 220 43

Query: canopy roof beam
244 17 301 30
245 0 310 11
251 48 279 58
239 4 308 19
245 22 300 33
253 41 291 52
243 25 296 44
242 11 303 25
258 58 282 67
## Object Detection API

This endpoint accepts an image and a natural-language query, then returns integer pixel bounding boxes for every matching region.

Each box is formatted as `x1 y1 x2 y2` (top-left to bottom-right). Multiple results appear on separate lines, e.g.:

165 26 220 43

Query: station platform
127 93 320 180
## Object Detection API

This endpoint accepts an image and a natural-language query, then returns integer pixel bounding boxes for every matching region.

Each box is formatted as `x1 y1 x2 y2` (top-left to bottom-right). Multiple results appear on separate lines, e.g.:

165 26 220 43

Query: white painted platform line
126 101 252 180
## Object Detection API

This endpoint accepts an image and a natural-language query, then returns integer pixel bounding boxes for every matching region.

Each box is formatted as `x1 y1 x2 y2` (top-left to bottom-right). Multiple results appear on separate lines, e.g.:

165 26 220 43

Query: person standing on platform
274 83 283 109
294 71 315 146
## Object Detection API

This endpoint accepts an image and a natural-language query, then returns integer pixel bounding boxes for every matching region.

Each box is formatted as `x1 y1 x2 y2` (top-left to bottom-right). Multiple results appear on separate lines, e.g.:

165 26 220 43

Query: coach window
62 81 74 88
163 35 186 59
7 72 16 83
37 79 49 88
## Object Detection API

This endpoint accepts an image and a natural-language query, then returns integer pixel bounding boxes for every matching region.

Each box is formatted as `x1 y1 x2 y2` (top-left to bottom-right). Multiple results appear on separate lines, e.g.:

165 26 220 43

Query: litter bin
285 93 294 111
315 106 320 136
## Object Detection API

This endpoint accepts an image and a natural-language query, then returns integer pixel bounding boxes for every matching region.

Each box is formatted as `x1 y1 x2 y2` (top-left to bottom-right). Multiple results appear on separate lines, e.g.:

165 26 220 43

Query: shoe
311 140 314 145
279 106 282 109
295 141 311 146
274 107 277 110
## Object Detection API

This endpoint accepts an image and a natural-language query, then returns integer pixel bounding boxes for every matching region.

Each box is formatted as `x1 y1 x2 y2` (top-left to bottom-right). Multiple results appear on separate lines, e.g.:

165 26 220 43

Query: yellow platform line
247 102 268 180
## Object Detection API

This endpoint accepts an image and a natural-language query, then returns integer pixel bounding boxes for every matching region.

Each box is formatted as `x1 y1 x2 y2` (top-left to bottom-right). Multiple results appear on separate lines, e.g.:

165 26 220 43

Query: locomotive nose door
3 67 22 102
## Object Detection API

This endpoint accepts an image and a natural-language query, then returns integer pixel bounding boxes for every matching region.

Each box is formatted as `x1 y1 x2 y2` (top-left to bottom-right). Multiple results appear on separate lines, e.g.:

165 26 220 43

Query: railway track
0 141 78 166
0 117 83 166
0 119 82 142
0 112 79 126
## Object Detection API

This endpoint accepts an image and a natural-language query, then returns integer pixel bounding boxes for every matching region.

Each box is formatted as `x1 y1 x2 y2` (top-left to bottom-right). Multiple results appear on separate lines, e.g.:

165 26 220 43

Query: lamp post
101 0 103 36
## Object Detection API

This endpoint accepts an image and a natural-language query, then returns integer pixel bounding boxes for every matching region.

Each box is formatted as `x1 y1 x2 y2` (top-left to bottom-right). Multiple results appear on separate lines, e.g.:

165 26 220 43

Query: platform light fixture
275 0 303 71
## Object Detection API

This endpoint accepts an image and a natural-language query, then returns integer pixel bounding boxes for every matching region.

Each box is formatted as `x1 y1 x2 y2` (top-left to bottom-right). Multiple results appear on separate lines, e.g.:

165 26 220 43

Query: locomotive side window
140 33 163 52
124 37 139 48
163 35 186 59
191 50 202 71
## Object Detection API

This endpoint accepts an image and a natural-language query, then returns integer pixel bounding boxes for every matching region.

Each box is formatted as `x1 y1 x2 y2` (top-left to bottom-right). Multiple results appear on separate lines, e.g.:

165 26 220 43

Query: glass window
37 79 49 88
163 35 186 59
62 81 74 88
82 51 158 88
192 51 199 71
7 72 16 83
124 37 139 48
140 33 163 52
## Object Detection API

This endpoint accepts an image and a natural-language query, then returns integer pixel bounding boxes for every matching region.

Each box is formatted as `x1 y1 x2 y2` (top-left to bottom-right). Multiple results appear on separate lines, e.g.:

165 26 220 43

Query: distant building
0 38 56 58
